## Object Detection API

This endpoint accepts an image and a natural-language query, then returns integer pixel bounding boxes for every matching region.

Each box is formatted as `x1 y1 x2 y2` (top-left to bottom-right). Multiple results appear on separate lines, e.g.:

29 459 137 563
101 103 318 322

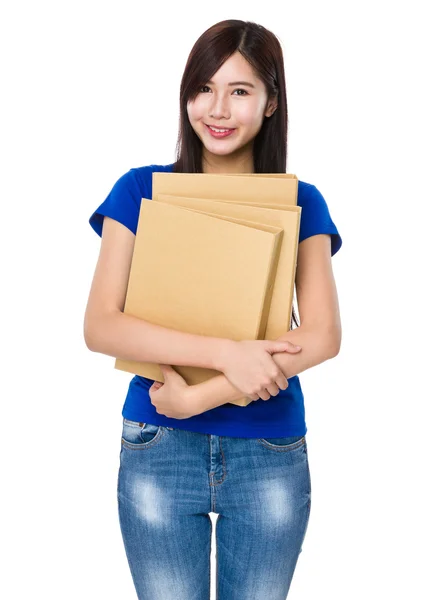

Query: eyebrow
208 80 256 89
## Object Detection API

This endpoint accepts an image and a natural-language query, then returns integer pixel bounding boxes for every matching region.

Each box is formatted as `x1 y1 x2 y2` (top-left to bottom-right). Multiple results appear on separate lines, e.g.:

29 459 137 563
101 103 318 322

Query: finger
257 388 271 401
160 364 177 376
270 342 301 354
283 342 301 351
271 342 291 352
265 382 280 397
275 371 289 391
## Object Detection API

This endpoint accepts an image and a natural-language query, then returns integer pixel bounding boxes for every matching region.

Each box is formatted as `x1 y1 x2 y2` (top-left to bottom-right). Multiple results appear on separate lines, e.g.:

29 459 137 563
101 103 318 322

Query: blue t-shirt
89 163 342 438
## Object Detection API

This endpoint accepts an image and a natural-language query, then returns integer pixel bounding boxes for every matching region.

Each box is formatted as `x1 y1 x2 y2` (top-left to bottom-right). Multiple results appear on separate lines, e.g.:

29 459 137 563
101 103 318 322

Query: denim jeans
117 418 312 600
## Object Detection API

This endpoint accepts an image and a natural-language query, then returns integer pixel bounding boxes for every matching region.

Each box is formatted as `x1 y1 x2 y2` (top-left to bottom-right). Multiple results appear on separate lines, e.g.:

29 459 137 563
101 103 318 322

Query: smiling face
186 51 278 173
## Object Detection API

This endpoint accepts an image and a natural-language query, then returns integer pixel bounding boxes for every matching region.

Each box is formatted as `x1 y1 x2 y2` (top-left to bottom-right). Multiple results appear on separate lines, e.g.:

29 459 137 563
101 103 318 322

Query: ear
265 97 278 118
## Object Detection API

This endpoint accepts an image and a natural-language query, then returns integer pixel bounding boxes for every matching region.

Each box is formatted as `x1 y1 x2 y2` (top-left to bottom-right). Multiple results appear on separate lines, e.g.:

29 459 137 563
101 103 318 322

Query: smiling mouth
206 124 236 132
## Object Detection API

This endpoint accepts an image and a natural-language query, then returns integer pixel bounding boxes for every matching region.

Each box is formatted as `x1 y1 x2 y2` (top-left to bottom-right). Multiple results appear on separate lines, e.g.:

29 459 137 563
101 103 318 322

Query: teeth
209 126 231 132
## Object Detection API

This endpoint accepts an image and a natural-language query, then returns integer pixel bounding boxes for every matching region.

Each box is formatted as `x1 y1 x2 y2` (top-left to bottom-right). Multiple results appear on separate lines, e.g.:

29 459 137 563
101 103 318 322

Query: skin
84 52 340 420
150 52 290 418
187 50 278 174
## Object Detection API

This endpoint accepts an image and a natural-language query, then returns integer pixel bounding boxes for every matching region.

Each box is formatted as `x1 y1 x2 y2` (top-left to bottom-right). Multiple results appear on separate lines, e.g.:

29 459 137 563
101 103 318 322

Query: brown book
151 172 298 205
114 172 301 407
154 195 301 340
114 200 283 406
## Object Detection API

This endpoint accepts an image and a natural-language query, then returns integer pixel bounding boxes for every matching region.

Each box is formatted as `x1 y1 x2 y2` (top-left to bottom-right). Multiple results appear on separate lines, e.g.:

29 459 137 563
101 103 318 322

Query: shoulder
131 162 175 179
118 162 175 195
297 179 326 206
296 178 343 257
88 162 174 237
296 179 332 220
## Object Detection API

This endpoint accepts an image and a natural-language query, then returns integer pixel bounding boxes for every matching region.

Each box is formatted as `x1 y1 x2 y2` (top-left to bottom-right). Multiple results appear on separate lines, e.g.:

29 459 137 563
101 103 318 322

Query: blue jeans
118 418 312 600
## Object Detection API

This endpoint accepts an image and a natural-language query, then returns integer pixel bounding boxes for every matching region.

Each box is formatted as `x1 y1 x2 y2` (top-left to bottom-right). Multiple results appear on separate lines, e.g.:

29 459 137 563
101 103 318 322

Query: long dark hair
173 19 299 329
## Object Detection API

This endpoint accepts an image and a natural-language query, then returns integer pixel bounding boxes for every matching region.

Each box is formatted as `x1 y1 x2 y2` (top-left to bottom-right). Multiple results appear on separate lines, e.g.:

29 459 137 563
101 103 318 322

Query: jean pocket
257 435 306 451
121 418 164 450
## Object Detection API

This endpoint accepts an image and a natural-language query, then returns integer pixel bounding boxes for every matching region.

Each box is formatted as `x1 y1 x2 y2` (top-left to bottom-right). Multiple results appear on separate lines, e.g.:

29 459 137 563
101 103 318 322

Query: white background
1 1 445 598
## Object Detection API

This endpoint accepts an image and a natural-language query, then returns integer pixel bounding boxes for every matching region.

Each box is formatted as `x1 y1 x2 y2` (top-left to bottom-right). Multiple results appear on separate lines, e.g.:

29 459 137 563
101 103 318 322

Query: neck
201 145 255 174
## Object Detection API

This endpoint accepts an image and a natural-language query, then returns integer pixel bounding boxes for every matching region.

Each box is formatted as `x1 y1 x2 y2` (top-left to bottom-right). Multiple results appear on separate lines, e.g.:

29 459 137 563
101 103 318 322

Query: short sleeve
298 183 342 256
89 168 144 237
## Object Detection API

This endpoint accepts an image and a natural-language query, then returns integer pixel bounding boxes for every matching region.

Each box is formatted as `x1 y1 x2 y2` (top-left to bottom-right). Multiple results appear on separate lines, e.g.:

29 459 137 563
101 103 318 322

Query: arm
189 234 342 412
189 324 336 411
84 216 228 369
86 311 229 369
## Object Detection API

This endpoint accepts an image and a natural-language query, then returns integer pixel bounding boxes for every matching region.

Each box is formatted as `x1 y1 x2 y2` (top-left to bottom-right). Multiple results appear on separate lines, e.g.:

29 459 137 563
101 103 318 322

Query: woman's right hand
218 340 302 401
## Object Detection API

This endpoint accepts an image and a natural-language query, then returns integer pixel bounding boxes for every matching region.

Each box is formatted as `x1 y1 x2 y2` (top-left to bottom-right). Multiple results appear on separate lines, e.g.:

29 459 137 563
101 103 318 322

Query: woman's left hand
149 364 201 419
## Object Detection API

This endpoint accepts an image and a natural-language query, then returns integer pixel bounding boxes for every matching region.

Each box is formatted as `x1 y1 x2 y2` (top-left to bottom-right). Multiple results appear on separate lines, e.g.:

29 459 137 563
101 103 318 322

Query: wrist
186 372 248 414
184 383 206 417
212 338 236 372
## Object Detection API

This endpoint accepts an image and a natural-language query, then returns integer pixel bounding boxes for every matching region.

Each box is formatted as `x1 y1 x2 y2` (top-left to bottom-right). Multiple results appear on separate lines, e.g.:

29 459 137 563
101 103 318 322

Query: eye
198 86 248 96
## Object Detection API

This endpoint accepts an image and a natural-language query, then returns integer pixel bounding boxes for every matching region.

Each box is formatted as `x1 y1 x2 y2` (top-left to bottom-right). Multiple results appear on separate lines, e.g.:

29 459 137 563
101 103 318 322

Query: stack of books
114 172 302 406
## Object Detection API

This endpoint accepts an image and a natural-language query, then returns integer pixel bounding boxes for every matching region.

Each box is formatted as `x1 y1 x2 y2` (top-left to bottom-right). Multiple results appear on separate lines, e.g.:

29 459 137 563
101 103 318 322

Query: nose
208 92 231 121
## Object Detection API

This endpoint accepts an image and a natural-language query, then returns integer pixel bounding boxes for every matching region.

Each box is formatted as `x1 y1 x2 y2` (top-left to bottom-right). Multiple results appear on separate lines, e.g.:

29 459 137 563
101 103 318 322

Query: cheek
187 99 205 122
186 104 194 123
236 103 264 128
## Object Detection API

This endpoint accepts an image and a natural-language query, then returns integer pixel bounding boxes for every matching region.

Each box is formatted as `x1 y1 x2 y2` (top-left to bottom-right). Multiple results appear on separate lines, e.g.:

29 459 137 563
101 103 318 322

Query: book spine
256 229 284 340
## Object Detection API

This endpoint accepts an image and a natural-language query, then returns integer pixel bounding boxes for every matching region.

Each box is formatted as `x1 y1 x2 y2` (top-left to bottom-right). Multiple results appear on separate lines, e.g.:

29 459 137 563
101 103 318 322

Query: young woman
85 19 342 600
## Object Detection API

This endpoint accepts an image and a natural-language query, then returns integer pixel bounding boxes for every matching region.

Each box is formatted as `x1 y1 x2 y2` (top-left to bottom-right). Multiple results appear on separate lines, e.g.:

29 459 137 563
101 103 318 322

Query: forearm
84 310 229 370
269 324 339 378
191 325 338 412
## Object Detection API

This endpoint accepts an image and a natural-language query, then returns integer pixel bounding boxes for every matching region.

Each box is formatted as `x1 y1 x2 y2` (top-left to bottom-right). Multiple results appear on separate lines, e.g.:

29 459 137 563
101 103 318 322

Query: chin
205 146 239 157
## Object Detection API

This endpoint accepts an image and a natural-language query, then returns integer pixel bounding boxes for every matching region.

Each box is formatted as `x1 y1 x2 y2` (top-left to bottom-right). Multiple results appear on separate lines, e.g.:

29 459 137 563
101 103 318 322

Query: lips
206 124 235 131
205 124 236 139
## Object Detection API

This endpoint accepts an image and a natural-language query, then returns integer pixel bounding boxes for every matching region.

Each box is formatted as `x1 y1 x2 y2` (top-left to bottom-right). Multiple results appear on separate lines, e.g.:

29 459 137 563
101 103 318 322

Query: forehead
210 52 260 84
